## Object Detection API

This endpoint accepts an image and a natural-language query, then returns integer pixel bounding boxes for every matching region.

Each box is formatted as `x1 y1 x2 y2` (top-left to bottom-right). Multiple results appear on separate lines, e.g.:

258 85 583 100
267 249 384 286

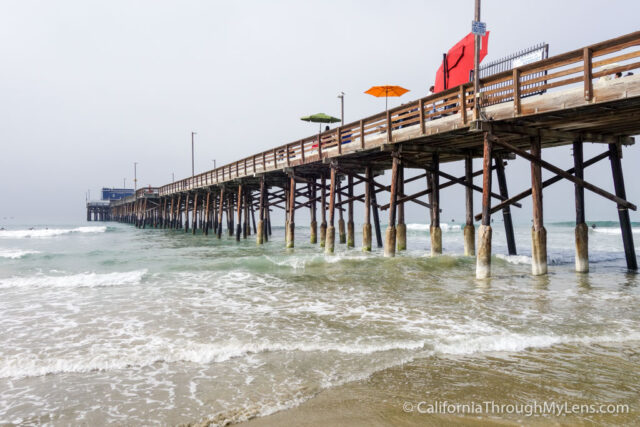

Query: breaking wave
0 226 107 239
0 270 147 290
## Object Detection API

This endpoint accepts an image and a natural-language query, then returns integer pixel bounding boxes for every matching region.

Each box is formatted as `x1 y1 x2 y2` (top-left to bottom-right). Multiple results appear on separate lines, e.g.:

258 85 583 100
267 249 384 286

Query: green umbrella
301 113 341 132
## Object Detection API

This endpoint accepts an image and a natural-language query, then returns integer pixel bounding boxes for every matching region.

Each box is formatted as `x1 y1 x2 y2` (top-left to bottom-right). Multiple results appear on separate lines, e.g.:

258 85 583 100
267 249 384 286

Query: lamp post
473 0 481 120
191 131 197 177
134 162 138 191
124 178 126 189
172 172 175 183
212 159 216 169
337 92 345 125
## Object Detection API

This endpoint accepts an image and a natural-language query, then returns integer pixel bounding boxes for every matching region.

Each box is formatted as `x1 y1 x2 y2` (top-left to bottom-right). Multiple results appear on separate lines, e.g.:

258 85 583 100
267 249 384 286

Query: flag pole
473 0 481 120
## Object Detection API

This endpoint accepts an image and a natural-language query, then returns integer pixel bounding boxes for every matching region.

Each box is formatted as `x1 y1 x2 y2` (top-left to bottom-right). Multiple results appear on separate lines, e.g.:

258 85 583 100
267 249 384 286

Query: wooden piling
236 186 243 241
464 153 475 256
287 176 295 248
495 159 517 255
347 174 355 248
396 165 407 251
337 179 346 244
609 141 637 270
430 153 442 255
370 175 383 248
309 182 317 244
325 166 337 253
385 153 399 257
192 193 199 235
320 174 327 247
476 132 493 279
257 177 265 244
217 188 224 238
363 166 372 251
531 135 548 275
184 193 190 233
573 140 588 272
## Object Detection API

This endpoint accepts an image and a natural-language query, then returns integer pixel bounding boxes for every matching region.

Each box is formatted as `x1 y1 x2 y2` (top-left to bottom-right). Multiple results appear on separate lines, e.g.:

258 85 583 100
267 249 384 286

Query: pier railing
158 31 640 197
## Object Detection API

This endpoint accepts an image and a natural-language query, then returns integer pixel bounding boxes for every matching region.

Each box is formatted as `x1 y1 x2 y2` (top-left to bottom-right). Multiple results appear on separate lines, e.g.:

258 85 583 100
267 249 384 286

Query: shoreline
229 341 640 427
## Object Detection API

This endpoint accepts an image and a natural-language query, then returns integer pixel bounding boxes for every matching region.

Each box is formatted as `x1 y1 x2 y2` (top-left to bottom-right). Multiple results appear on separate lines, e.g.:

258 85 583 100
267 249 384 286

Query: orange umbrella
365 85 409 110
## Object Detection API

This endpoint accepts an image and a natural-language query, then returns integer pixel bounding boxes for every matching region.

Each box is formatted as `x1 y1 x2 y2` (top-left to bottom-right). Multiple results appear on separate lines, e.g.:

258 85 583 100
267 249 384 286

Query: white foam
592 227 640 235
0 226 107 239
496 254 532 265
406 223 461 232
0 249 40 259
434 331 640 356
0 270 146 290
0 338 425 379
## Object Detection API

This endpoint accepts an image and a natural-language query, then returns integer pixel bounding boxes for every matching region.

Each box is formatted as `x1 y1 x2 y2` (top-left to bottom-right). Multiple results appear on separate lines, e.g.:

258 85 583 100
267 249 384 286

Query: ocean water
0 221 639 425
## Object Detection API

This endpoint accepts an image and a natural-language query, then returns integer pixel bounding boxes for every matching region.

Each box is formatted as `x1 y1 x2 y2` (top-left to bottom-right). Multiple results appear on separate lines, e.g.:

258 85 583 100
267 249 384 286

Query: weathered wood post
309 182 318 244
464 153 475 256
320 174 327 247
337 179 346 244
257 178 265 244
184 193 190 233
347 174 355 247
287 176 295 248
476 132 493 279
325 165 337 253
212 191 219 234
371 177 383 248
217 188 224 238
397 165 407 251
531 135 547 275
192 193 199 235
385 152 399 257
609 141 637 270
495 159 517 255
573 140 588 272
236 186 243 241
430 153 442 255
243 190 249 239
204 192 211 235
250 194 256 235
227 193 234 237
363 166 372 251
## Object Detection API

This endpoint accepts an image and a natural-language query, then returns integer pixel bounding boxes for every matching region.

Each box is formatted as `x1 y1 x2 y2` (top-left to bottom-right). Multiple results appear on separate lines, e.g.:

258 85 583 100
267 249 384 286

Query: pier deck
108 31 640 277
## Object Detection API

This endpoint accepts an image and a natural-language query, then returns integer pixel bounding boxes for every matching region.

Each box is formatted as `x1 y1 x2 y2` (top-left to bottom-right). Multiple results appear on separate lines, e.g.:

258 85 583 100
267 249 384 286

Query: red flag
433 32 490 93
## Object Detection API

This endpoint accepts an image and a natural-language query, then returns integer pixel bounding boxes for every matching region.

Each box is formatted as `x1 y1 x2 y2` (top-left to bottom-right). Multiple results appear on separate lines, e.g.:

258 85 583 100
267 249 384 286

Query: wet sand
238 342 640 426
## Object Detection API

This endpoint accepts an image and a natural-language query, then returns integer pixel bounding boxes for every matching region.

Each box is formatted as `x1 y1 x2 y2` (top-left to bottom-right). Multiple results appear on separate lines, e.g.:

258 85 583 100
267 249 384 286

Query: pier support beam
573 141 588 272
192 193 199 235
347 175 355 248
337 180 346 244
363 166 372 252
384 152 399 257
476 132 493 279
236 186 243 241
495 158 517 255
309 183 317 244
184 194 190 233
325 165 337 253
371 176 383 248
287 177 295 248
430 153 442 256
609 141 637 270
464 153 475 256
531 136 548 276
257 178 265 244
217 188 224 238
396 165 406 251
320 174 327 247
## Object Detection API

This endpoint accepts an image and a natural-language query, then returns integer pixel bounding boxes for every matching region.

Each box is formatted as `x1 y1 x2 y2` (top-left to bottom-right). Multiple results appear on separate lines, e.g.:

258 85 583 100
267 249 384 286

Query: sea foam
0 226 107 239
0 249 40 259
0 270 147 290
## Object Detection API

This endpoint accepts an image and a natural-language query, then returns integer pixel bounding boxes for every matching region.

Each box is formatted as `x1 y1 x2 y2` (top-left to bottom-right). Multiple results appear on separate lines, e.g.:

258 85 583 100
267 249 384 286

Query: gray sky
1 0 639 224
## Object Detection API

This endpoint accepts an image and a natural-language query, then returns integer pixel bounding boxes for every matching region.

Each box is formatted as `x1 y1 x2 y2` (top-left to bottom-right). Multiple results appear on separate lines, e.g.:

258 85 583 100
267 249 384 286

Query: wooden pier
109 31 640 277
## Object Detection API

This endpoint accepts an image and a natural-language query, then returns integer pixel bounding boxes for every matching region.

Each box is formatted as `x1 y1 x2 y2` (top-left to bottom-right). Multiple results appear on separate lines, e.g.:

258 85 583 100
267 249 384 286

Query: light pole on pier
473 0 482 120
134 162 138 191
172 172 175 183
212 159 216 169
337 92 345 125
191 131 197 178
124 178 126 189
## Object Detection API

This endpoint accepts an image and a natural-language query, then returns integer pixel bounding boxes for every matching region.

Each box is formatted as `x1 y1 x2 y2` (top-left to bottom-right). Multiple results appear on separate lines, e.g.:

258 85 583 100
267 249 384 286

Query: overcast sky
1 0 639 224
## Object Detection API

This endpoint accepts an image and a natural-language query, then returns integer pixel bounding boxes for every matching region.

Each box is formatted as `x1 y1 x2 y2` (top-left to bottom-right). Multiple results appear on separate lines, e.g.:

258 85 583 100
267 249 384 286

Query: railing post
286 144 290 166
252 155 256 173
337 127 342 154
300 140 305 163
513 68 521 115
386 110 392 143
318 134 323 159
583 47 593 101
360 120 365 149
273 148 277 168
459 86 467 124
419 99 426 133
